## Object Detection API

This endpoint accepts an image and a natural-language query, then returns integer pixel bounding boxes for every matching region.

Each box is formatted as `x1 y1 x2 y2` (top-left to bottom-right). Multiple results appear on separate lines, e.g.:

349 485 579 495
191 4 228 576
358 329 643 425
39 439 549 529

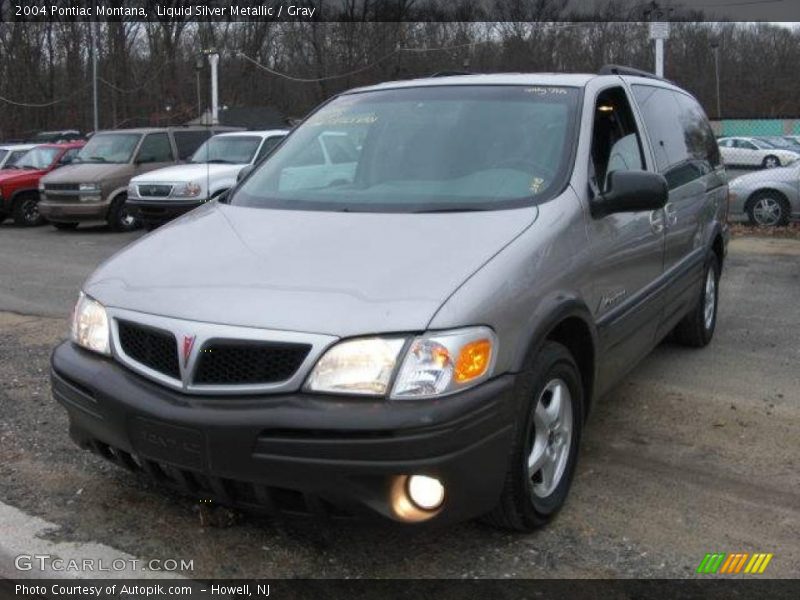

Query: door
584 85 666 387
631 85 726 336
133 133 175 176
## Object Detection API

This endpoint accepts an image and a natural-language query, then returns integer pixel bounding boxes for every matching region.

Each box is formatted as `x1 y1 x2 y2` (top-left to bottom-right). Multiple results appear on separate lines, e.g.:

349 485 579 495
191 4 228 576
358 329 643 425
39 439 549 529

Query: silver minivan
53 66 728 530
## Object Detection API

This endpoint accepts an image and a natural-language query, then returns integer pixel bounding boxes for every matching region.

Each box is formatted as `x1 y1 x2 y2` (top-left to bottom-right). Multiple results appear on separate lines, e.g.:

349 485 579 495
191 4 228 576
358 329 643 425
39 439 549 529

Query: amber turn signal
454 339 492 383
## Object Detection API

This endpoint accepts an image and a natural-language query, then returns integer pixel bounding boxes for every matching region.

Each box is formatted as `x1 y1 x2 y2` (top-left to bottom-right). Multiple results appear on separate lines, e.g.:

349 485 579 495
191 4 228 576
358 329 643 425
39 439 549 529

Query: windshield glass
190 135 262 164
232 85 580 212
16 146 60 169
0 150 7 164
76 133 141 163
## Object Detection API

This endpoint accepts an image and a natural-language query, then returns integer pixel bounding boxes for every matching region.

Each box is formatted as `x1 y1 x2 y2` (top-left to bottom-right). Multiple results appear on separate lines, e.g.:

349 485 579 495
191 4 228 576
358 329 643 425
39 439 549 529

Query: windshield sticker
524 87 569 96
529 177 546 194
307 111 378 127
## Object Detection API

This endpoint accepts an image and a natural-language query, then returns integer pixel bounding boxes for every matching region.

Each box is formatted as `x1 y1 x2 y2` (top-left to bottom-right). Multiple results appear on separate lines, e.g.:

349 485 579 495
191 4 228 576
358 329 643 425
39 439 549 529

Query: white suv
127 130 287 229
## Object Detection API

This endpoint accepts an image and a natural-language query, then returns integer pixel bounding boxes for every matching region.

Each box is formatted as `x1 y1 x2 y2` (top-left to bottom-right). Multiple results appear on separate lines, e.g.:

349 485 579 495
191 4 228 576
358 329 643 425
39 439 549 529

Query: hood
0 167 44 185
41 162 130 184
85 202 538 337
131 163 243 184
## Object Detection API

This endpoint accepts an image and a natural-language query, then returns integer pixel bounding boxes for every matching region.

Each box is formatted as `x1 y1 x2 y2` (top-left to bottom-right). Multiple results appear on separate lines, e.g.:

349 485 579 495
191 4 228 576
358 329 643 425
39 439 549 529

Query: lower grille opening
86 439 353 518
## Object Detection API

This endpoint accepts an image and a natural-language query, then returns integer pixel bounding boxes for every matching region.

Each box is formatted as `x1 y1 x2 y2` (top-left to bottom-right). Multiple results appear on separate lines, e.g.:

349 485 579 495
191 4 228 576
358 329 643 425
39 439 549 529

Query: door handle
664 202 678 227
649 210 665 234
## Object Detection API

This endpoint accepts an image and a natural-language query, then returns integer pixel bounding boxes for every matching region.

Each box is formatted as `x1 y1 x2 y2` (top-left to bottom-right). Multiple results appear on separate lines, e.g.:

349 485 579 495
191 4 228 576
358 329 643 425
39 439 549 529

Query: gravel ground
0 231 798 579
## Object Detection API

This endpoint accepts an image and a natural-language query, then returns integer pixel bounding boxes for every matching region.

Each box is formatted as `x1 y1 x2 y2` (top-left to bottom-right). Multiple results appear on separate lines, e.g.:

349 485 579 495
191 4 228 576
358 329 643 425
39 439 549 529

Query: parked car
28 130 84 143
38 126 237 231
127 130 288 230
52 66 728 530
728 164 800 226
0 143 37 170
717 136 799 169
0 142 83 226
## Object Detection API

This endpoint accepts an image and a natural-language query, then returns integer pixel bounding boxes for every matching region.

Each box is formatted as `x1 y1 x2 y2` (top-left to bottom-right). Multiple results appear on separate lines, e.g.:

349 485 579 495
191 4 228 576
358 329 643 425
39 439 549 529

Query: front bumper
39 198 110 222
127 198 205 226
51 341 516 524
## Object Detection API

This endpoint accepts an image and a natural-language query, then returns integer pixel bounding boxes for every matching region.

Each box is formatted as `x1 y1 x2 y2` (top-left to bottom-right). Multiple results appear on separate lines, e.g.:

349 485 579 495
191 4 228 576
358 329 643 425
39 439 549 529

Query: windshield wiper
206 159 233 164
17 165 36 170
86 156 107 162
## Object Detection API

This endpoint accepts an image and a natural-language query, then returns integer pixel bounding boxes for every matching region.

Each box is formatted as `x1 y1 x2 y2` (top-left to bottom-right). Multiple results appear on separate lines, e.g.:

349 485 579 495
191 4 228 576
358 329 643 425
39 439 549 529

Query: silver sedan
728 164 800 226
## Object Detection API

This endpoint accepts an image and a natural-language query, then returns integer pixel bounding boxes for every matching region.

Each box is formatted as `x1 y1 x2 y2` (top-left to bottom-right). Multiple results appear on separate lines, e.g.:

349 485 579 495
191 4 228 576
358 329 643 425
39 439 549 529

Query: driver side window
136 133 173 163
590 87 645 193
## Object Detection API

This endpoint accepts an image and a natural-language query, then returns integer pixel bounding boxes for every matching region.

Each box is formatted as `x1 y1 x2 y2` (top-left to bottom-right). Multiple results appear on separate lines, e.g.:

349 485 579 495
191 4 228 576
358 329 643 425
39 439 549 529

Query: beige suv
39 126 237 231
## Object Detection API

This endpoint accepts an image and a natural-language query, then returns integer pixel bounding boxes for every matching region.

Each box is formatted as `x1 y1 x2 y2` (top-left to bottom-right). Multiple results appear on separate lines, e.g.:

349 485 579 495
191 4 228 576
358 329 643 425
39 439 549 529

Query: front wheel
482 341 583 531
12 193 45 227
673 254 719 348
107 195 140 232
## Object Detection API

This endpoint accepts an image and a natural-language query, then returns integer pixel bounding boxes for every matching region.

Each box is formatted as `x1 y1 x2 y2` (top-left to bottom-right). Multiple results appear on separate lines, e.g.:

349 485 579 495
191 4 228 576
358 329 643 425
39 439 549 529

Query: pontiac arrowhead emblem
182 335 196 368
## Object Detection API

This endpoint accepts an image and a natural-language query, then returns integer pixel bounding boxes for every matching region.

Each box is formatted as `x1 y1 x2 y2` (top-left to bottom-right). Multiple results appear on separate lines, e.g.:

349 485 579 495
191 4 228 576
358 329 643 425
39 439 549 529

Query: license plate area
129 417 206 470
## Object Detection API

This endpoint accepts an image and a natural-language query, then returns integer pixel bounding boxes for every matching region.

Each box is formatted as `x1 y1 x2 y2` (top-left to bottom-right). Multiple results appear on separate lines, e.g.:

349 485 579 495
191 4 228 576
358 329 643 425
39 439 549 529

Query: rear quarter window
173 130 212 160
632 84 719 188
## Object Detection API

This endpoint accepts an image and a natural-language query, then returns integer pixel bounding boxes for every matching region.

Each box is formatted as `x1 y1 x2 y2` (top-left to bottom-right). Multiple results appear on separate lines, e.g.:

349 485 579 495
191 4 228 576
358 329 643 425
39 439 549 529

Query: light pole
195 56 204 119
711 40 722 120
90 22 98 132
203 49 220 126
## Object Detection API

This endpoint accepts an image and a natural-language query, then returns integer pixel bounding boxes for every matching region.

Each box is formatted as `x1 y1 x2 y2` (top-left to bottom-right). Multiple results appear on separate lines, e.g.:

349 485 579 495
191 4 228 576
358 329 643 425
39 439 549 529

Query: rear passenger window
174 130 212 160
136 133 173 163
632 85 718 189
590 87 646 192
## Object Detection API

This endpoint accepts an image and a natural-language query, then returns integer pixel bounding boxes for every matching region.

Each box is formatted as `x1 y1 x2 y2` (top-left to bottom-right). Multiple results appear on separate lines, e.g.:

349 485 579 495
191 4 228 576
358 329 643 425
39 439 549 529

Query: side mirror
590 170 668 218
237 164 255 183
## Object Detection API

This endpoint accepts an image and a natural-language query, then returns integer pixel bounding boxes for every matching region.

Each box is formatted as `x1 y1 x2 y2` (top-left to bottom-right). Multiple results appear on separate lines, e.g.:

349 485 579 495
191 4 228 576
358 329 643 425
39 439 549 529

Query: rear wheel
747 191 790 227
107 194 140 232
482 341 583 531
762 155 781 169
673 254 719 348
12 193 45 227
52 222 79 230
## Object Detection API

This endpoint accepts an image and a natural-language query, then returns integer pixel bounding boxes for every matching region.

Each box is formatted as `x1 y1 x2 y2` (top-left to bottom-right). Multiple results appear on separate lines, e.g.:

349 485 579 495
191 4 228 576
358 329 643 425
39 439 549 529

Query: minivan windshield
75 133 141 164
233 85 580 212
190 135 262 164
15 146 61 170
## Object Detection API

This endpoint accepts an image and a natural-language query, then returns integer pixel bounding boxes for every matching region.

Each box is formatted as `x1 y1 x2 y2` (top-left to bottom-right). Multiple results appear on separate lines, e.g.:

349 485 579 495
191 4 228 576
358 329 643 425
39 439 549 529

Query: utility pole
711 39 722 119
204 50 220 125
91 22 99 132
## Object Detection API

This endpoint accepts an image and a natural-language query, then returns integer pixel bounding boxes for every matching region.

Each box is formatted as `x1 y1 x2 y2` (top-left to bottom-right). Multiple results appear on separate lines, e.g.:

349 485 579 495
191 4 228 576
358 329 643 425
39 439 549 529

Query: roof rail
430 70 473 78
598 64 663 80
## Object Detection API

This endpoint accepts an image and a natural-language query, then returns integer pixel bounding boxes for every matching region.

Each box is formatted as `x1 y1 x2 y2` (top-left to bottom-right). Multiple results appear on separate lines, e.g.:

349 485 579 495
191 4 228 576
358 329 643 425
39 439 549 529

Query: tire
12 193 45 227
482 341 584 532
52 222 79 230
746 191 791 227
107 194 140 232
143 221 160 232
673 254 719 348
762 155 780 169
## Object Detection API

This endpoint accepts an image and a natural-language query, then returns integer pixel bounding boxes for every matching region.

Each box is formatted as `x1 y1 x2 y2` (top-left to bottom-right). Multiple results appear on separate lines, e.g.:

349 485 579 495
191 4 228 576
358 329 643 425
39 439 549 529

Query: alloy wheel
752 197 783 226
528 378 573 499
703 265 716 331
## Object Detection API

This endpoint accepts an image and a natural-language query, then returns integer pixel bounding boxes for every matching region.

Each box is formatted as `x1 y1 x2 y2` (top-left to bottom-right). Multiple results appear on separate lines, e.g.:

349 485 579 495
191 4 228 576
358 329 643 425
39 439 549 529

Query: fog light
406 475 445 510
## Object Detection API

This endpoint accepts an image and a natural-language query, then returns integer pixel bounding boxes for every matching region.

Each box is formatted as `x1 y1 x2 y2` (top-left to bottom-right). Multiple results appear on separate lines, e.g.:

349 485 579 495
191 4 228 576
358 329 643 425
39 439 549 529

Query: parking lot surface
0 225 798 578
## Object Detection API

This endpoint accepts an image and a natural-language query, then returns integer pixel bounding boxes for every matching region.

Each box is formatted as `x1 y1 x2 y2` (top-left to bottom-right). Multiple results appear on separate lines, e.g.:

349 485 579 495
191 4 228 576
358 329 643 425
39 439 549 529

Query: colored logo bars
696 552 773 574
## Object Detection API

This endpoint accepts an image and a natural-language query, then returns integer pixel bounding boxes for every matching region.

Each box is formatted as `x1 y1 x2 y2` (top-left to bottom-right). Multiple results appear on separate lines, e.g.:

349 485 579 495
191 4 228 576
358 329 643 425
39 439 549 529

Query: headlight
79 183 100 192
305 337 405 396
70 293 110 356
304 327 496 399
174 182 202 198
38 182 45 191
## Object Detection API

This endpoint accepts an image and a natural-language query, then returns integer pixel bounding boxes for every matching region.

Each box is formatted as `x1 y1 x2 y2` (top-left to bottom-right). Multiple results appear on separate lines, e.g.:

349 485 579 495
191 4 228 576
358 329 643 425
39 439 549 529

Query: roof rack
430 70 473 78
598 64 664 81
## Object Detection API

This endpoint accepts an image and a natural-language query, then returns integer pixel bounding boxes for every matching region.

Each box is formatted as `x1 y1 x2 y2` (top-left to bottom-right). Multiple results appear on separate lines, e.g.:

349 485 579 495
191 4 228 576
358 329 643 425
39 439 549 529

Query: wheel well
546 317 595 417
746 188 788 208
712 233 725 270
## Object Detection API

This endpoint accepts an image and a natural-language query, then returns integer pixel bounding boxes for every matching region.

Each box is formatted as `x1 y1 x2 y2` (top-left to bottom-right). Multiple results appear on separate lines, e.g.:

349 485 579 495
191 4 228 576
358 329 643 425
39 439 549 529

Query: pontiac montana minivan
52 66 728 530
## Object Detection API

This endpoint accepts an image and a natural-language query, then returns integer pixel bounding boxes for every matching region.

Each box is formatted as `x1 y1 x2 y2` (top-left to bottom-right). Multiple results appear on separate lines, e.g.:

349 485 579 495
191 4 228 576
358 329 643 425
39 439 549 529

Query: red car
0 142 84 226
